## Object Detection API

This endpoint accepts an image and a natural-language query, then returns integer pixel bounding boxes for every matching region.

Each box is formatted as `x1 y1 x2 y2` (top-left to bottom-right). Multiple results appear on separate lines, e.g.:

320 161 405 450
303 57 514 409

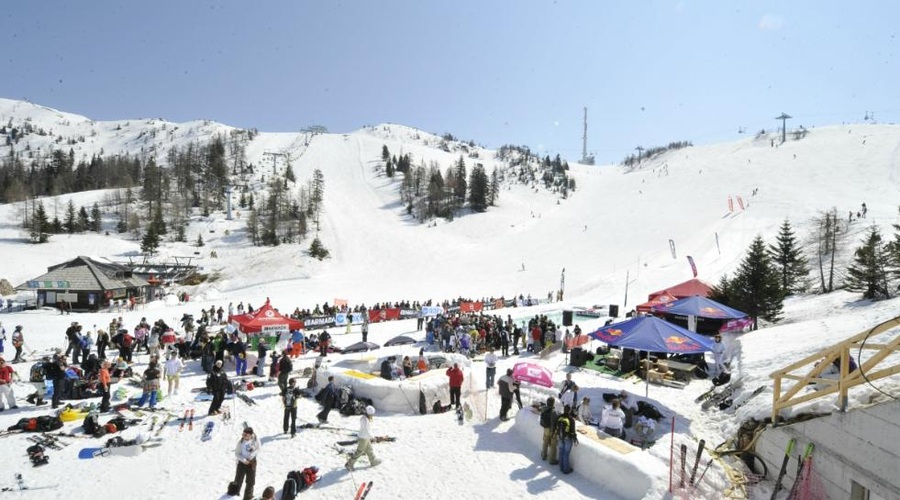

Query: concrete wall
756 400 900 500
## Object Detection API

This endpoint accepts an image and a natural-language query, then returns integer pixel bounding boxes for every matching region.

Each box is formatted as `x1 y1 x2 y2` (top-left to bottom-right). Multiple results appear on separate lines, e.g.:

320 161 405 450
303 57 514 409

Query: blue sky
2 1 897 164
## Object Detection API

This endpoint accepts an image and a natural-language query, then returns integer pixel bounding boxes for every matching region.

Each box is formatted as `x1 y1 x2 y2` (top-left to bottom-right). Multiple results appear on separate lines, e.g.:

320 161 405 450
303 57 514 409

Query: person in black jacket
45 354 67 409
380 357 394 381
207 361 230 416
277 351 293 396
282 378 301 438
316 375 338 423
497 369 516 421
317 330 331 357
135 360 161 409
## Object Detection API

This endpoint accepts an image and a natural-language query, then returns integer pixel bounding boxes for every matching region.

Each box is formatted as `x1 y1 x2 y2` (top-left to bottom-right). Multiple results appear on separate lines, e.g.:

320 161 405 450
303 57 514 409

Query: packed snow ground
0 102 899 499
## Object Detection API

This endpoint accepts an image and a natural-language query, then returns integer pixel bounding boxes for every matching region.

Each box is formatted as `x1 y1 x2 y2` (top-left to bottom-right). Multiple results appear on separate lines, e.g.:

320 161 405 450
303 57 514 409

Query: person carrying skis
282 378 301 438
344 406 382 471
0 357 20 410
233 427 261 500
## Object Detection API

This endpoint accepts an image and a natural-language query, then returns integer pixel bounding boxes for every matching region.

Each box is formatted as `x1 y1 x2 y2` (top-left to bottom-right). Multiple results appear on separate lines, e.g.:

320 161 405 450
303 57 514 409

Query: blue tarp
589 315 715 354
651 295 748 319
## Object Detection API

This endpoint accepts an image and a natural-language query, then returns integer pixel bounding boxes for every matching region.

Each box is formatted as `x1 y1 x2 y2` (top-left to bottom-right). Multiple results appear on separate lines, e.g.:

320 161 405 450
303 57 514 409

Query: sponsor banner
368 308 401 323
399 308 419 319
262 324 289 334
459 302 483 313
720 317 753 334
303 315 336 330
504 299 517 308
421 306 444 317
687 255 698 278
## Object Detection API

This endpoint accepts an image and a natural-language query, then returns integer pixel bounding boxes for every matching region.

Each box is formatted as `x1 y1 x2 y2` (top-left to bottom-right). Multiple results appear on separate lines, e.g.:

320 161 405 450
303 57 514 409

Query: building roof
17 255 149 291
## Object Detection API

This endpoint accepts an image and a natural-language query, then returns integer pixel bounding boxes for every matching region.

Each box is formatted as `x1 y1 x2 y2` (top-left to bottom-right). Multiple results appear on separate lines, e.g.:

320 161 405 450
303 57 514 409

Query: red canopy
229 298 303 335
635 290 679 314
647 278 712 301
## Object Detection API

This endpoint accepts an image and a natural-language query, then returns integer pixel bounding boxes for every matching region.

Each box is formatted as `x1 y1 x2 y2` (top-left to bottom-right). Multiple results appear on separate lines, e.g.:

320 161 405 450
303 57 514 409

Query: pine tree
308 236 330 260
64 199 77 234
381 145 390 162
886 222 900 280
728 235 785 329
90 202 102 232
30 201 50 243
767 219 809 294
77 206 90 232
454 156 467 207
195 233 205 247
845 226 892 300
468 164 489 212
141 225 160 254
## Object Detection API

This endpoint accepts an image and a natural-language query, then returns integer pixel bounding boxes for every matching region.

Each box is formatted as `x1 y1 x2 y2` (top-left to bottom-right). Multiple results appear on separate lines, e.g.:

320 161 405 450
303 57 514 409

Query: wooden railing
770 316 900 424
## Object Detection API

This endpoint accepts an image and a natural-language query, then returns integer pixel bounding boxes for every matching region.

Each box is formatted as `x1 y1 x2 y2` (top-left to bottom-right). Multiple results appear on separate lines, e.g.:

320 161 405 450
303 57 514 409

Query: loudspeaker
562 310 573 326
570 347 585 367
609 304 620 318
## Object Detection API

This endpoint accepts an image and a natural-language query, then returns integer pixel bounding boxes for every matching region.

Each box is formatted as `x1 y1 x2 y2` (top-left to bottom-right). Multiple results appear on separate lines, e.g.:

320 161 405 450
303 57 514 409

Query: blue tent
589 315 714 354
590 316 715 395
651 295 748 319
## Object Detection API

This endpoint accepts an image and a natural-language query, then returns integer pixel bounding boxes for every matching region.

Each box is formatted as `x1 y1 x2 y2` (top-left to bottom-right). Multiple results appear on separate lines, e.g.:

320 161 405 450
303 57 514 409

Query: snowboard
701 379 744 410
723 385 766 411
201 421 215 441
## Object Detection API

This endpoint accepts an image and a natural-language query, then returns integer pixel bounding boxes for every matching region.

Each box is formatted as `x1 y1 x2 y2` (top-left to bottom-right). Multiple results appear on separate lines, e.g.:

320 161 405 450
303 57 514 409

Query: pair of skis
354 480 373 500
678 439 707 490
178 408 195 431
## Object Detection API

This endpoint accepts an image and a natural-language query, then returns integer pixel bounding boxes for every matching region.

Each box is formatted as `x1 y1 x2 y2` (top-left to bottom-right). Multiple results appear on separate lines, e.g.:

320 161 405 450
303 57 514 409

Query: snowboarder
344 406 381 471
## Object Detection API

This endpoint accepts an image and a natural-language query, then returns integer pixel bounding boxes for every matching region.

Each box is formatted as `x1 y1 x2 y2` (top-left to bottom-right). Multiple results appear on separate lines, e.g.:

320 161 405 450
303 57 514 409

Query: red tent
229 298 303 335
647 278 712 301
635 290 679 314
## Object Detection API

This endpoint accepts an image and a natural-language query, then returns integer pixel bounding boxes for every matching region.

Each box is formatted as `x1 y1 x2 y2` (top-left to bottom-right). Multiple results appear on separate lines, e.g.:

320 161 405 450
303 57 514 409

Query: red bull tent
229 298 303 336
590 315 714 395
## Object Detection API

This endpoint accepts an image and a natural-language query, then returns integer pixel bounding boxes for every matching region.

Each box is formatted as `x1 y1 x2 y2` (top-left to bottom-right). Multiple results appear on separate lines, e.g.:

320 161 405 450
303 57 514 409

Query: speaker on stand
562 310 573 326
609 304 620 318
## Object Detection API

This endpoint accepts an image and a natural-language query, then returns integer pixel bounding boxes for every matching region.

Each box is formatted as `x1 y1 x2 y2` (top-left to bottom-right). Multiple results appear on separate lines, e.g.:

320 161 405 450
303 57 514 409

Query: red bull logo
665 335 698 351
666 336 687 345
606 328 623 337
701 307 726 317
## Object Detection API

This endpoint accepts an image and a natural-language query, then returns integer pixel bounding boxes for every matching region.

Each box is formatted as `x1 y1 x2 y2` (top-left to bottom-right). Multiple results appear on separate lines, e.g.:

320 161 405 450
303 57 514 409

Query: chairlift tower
262 151 288 175
581 107 595 165
775 112 792 144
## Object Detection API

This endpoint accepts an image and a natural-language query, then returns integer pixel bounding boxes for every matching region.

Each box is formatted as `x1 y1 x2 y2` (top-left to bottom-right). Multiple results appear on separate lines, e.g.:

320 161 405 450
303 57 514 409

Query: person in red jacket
445 363 464 409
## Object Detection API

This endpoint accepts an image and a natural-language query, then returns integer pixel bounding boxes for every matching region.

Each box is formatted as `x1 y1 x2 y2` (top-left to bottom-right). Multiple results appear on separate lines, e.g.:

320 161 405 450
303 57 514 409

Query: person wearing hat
711 334 727 378
0 357 20 410
11 325 24 364
232 427 261 500
207 360 230 416
344 405 381 471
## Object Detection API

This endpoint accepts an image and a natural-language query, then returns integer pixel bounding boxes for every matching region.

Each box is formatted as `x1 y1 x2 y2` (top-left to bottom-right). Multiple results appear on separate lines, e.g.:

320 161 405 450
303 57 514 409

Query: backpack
83 412 100 435
29 363 45 383
540 407 555 429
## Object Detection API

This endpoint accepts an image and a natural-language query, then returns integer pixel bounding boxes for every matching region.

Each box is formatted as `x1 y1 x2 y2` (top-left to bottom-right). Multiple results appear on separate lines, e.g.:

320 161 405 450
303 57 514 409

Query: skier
232 427 261 500
0 357 20 410
344 406 381 471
